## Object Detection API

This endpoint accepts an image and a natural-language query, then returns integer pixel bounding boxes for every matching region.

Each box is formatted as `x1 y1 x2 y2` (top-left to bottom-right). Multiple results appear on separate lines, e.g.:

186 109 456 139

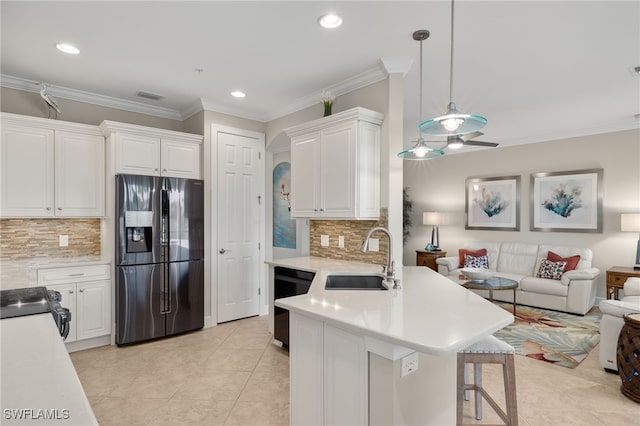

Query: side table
606 267 640 300
617 313 640 403
416 250 447 272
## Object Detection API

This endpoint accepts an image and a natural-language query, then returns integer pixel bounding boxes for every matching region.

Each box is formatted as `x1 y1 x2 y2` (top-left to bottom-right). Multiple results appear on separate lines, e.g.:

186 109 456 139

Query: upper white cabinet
100 121 202 179
285 107 383 219
0 113 105 218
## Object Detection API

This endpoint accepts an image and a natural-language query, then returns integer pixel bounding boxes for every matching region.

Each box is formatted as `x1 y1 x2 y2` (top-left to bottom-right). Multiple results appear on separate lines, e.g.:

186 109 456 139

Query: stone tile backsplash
309 209 389 265
0 219 101 261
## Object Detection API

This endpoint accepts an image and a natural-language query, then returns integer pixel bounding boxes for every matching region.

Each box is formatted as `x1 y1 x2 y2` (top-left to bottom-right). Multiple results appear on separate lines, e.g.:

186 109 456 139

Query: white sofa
436 242 600 315
599 278 640 372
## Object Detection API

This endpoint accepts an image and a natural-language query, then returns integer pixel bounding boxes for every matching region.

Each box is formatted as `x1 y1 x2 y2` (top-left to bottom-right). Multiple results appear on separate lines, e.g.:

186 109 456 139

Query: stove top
0 287 53 319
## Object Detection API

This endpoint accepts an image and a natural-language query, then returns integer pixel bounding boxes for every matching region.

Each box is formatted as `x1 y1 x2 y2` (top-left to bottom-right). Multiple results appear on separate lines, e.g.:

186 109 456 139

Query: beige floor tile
237 370 289 404
255 345 290 376
221 331 272 350
90 397 167 426
172 370 251 401
145 399 235 426
145 347 217 370
203 347 264 372
224 401 289 426
109 367 200 399
76 366 140 398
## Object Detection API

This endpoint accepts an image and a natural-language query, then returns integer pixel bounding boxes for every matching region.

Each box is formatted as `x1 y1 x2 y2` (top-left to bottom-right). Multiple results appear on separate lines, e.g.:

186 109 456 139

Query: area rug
492 303 601 369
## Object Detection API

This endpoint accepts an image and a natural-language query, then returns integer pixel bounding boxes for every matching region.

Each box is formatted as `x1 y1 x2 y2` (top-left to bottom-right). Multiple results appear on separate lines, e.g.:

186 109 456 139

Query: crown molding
1 74 183 121
380 56 415 77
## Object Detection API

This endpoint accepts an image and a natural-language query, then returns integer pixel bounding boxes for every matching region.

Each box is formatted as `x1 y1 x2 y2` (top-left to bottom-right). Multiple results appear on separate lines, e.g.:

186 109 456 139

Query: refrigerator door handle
162 264 171 314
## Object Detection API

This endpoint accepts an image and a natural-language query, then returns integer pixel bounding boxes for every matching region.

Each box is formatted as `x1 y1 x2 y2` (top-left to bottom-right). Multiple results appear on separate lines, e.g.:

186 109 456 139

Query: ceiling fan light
448 140 463 149
441 117 464 131
397 139 444 160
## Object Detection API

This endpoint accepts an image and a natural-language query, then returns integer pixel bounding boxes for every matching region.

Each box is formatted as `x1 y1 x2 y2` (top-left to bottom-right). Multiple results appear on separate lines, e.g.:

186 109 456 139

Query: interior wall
403 129 640 298
1 87 184 131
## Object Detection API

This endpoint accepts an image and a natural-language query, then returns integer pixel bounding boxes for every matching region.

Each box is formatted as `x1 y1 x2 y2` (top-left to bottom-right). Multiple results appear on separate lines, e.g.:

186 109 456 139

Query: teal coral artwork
273 162 296 249
466 175 520 231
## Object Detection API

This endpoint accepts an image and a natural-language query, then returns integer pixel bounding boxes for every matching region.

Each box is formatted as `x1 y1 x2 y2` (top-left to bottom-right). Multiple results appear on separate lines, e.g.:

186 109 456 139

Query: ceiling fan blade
461 131 483 142
463 140 499 147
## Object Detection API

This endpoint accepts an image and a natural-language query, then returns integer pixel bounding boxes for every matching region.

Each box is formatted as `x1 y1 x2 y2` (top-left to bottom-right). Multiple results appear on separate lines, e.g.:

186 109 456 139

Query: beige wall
1 87 185 131
403 129 640 298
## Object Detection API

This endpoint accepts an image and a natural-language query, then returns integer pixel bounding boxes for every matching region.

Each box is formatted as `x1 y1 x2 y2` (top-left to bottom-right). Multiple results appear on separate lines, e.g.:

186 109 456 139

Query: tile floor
71 314 639 426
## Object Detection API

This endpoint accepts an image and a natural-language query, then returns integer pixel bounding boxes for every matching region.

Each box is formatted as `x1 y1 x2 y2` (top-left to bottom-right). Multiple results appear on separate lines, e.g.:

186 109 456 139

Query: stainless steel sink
325 275 388 290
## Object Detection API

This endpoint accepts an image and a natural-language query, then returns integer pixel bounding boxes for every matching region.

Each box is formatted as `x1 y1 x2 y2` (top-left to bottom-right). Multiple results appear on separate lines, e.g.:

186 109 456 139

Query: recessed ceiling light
56 43 80 55
318 13 342 29
231 91 246 98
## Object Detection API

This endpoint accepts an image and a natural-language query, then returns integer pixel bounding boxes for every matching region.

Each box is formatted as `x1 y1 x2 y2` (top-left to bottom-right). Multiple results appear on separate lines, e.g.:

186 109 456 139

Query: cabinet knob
46 207 51 211
57 207 62 211
314 209 318 212
154 168 158 172
69 290 74 294
163 168 168 172
320 208 324 212
79 289 84 293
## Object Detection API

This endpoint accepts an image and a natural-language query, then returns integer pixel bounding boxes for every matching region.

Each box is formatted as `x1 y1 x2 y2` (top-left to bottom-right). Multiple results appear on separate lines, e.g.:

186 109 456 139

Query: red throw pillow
459 248 487 268
547 251 580 272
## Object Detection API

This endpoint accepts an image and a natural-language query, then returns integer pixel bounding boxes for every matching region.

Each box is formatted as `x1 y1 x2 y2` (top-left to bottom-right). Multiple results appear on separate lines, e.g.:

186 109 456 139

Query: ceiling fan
441 131 499 150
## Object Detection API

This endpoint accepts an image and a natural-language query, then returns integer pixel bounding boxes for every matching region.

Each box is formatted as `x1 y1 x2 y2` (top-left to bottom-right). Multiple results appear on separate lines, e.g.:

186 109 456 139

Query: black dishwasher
274 267 315 348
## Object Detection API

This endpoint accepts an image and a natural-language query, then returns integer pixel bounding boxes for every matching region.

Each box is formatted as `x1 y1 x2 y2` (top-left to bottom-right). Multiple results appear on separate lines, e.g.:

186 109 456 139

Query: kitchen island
0 314 98 425
270 257 513 425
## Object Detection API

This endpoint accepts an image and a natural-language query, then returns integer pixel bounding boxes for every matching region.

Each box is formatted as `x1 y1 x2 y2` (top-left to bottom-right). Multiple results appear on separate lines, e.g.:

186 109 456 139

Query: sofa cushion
458 248 487 268
497 242 539 275
547 251 580 272
463 242 501 271
536 259 567 280
494 272 526 283
463 254 489 269
536 245 593 271
520 276 569 296
599 299 640 317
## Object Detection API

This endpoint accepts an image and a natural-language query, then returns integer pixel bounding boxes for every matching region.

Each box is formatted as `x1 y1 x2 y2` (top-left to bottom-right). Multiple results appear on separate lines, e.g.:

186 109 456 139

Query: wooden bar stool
457 335 518 426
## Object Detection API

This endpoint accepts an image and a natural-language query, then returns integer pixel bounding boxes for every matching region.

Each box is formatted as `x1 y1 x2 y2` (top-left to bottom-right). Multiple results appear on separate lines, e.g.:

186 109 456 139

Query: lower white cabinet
38 264 111 344
290 312 368 426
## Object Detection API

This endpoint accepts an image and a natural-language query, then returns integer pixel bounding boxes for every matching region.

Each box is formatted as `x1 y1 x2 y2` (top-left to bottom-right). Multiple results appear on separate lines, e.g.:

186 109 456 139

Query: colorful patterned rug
492 303 601 369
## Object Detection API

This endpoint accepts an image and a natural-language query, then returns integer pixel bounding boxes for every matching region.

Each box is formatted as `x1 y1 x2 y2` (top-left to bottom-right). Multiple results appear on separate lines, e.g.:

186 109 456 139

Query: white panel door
217 129 264 323
55 131 105 217
0 124 54 217
115 133 161 176
321 123 356 217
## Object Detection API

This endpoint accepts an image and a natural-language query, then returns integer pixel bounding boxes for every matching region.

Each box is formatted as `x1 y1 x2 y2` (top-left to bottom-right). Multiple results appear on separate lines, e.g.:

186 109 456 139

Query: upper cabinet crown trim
284 107 384 137
99 120 203 143
0 112 103 136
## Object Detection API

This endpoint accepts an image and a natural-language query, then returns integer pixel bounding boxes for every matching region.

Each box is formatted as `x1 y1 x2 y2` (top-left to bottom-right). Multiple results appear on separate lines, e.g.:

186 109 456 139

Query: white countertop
0 256 110 290
0 314 98 425
271 257 513 355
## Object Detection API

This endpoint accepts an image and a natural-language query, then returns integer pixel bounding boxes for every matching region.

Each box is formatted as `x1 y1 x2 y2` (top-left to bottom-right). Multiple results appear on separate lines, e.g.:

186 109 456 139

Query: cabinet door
0 124 54 217
290 312 324 426
48 283 77 343
76 280 111 340
324 324 368 425
321 123 356 217
161 138 201 179
290 132 321 217
55 131 105 217
115 133 161 176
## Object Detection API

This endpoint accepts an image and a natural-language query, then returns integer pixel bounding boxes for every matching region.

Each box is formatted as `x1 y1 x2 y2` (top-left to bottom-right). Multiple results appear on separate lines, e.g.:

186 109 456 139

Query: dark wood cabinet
416 250 447 272
606 266 640 299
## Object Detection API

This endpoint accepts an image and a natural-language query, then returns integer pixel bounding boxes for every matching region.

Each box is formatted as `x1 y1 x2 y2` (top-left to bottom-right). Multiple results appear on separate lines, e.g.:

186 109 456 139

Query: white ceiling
2 1 639 152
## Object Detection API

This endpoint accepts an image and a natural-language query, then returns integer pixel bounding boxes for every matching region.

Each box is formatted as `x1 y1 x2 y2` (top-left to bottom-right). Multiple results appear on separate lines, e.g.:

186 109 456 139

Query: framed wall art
465 175 520 231
530 168 603 233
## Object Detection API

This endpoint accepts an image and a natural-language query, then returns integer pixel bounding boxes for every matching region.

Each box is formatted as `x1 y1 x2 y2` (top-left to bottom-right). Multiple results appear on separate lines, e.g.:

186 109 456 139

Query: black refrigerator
115 174 204 345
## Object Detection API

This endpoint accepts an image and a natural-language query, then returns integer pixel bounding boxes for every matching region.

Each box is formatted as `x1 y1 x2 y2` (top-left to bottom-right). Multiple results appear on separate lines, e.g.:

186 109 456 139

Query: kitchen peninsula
270 257 513 425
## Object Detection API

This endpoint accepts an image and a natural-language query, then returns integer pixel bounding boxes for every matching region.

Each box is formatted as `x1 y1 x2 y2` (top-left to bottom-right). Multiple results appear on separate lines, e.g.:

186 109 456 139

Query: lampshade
621 213 640 232
423 212 445 226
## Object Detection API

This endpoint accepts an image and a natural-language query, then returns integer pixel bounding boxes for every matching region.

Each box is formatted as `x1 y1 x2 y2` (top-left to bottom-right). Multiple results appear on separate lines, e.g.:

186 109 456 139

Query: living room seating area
436 242 600 315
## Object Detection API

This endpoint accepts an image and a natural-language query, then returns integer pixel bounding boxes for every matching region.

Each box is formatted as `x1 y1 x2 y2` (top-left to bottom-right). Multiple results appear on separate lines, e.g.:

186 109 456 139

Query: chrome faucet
360 226 400 289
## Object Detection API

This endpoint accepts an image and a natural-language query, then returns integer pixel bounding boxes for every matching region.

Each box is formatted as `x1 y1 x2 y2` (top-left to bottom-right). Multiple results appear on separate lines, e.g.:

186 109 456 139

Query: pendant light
398 30 444 160
419 0 487 137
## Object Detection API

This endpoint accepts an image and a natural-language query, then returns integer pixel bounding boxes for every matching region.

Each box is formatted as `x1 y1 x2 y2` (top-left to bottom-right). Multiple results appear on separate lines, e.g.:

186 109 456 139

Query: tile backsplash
0 219 101 261
309 209 388 264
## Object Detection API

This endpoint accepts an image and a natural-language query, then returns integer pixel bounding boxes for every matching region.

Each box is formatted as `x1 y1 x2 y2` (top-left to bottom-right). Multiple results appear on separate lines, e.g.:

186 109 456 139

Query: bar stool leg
503 354 518 425
474 363 483 420
457 354 465 426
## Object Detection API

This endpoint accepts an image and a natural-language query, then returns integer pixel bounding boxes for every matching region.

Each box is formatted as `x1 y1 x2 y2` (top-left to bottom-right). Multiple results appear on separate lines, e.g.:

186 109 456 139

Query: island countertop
0 314 98 425
271 257 513 355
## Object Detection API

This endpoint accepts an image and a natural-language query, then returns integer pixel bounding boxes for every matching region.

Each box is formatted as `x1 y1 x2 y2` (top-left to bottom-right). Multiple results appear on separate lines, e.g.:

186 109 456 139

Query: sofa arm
599 299 640 318
624 277 640 296
436 256 458 274
560 267 600 285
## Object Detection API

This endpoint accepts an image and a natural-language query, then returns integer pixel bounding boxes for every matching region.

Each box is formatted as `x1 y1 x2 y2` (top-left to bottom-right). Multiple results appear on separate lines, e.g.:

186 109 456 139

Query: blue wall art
531 169 603 233
273 162 296 248
466 175 520 231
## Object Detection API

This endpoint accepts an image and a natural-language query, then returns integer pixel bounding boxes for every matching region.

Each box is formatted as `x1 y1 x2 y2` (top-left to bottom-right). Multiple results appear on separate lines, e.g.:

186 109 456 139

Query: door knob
219 248 226 254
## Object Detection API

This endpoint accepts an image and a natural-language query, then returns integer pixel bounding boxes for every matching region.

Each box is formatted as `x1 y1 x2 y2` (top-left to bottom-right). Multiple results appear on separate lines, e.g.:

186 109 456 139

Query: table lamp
621 213 640 270
423 212 445 251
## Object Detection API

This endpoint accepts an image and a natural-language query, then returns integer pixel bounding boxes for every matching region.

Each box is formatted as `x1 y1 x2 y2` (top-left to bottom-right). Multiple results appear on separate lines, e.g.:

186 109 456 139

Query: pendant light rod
448 0 455 104
413 29 430 124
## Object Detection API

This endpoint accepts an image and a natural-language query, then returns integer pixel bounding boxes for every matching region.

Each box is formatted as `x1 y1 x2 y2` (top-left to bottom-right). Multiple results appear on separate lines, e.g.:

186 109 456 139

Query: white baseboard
204 315 217 328
595 296 605 307
66 335 111 353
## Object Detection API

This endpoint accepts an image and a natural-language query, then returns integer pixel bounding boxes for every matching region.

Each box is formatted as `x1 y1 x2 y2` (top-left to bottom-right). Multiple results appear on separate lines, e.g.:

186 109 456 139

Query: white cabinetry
0 113 105 217
101 121 202 179
39 264 111 344
289 312 368 426
285 107 383 219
